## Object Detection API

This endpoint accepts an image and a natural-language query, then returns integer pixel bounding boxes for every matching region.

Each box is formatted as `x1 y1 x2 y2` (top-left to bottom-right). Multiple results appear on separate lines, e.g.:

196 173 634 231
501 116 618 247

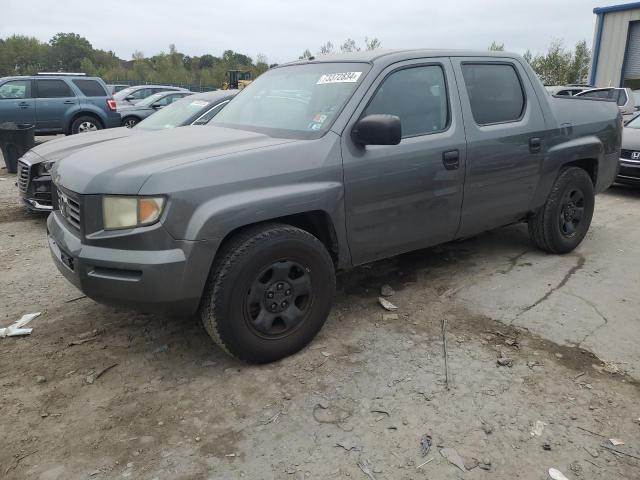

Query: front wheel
122 116 139 128
200 223 336 363
528 167 595 254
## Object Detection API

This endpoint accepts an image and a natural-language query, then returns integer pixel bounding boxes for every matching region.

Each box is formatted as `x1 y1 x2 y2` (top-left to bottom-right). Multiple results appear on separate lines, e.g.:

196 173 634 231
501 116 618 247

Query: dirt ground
1 154 639 480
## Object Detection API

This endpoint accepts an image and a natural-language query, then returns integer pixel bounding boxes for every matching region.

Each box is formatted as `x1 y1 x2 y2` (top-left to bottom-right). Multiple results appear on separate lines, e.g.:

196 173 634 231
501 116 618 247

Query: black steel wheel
528 167 595 254
200 223 335 363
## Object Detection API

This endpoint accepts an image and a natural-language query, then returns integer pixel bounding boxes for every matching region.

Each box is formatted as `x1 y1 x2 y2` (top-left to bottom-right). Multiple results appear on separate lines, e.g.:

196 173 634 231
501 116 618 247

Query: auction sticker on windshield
317 72 362 84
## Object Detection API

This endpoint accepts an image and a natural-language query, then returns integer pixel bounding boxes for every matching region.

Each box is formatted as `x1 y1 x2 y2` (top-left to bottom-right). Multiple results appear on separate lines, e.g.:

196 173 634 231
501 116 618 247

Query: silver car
113 84 190 107
119 90 194 128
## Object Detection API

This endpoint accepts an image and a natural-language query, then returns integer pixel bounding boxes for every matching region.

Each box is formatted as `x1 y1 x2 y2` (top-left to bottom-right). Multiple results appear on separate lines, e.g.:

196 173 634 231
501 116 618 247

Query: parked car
546 85 592 96
106 84 129 95
575 87 636 116
618 113 640 185
119 90 194 128
113 85 190 106
17 90 237 211
0 74 120 134
48 50 621 363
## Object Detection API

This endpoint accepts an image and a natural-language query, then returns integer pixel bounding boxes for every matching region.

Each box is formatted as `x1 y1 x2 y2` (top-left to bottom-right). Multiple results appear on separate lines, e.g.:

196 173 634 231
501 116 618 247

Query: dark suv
0 74 121 135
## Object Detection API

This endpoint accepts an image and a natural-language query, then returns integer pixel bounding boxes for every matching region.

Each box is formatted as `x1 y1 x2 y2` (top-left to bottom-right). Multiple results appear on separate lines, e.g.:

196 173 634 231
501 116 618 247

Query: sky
1 0 608 63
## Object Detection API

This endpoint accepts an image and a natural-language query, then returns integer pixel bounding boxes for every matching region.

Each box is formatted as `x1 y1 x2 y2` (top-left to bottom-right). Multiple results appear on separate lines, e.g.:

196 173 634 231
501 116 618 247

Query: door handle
18 102 29 109
529 137 542 153
63 100 76 105
442 149 460 170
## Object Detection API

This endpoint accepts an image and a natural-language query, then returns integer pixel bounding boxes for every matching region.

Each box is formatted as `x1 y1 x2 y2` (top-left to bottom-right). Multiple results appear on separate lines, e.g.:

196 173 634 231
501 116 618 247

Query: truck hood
28 128 136 164
54 125 299 194
622 126 640 151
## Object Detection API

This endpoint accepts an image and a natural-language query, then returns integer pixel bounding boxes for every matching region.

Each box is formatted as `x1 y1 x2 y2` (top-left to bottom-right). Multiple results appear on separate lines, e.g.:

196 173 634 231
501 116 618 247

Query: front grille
56 187 81 230
621 149 639 160
17 161 29 193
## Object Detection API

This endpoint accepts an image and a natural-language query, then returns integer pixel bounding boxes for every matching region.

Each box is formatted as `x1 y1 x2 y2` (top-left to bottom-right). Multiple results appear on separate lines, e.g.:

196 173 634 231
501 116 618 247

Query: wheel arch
66 111 104 134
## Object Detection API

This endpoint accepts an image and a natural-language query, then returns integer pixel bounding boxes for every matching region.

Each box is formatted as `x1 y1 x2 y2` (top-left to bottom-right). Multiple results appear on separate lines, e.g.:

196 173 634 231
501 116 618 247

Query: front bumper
47 211 217 314
616 158 640 184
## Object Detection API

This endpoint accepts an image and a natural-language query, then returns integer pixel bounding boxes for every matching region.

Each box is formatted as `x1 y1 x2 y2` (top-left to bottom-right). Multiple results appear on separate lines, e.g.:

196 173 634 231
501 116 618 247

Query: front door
342 59 466 265
35 79 79 131
0 79 36 125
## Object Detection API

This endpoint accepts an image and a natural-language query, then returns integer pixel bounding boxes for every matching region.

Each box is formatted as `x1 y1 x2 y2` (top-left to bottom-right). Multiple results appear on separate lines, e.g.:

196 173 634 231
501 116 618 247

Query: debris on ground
464 458 479 470
442 318 450 390
378 297 397 311
380 284 395 297
583 446 599 458
481 421 494 435
382 313 399 320
505 337 519 348
527 360 543 369
440 447 466 472
419 434 432 457
548 467 570 480
478 459 492 471
35 375 46 384
416 458 433 469
602 362 623 374
357 457 377 480
543 443 552 451
530 420 547 437
609 438 625 446
335 434 360 452
85 363 118 384
497 352 513 367
0 312 40 338
600 442 640 460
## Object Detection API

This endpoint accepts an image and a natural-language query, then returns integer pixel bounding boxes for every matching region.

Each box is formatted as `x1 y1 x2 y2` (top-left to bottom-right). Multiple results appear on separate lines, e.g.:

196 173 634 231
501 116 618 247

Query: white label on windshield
190 101 209 107
317 72 362 84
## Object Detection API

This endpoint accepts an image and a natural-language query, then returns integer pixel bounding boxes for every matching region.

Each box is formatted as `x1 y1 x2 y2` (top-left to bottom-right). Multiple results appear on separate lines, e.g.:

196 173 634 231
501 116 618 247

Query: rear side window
72 79 107 97
617 89 628 106
0 80 31 99
461 63 525 125
363 65 449 137
36 79 74 98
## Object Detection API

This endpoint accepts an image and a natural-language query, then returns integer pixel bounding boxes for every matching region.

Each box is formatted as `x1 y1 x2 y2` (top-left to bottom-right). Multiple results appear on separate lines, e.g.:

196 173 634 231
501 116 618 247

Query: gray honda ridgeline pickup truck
48 50 621 363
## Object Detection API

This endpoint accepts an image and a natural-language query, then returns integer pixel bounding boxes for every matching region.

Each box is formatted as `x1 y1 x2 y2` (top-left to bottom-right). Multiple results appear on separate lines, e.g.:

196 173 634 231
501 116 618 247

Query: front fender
178 181 351 267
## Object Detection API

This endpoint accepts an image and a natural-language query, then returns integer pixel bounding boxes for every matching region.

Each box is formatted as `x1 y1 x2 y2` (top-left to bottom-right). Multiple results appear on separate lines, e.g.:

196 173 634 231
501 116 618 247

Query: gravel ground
1 155 639 480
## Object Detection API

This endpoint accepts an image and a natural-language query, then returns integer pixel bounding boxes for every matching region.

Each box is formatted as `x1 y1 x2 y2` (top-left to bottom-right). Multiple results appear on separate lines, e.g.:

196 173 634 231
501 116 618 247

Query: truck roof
282 49 523 67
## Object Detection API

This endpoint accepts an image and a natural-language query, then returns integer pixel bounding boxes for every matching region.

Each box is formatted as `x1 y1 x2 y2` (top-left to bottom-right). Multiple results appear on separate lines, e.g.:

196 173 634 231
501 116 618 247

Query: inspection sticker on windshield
317 72 362 84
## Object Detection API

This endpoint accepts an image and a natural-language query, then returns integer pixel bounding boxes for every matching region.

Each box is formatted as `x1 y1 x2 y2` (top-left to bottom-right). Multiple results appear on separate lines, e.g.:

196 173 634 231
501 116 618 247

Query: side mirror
351 114 401 146
152 103 164 110
125 95 136 101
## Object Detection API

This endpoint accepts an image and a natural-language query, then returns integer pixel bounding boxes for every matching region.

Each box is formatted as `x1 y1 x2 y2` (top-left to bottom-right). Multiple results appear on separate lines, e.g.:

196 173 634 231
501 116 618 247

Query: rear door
342 58 467 264
451 58 546 237
34 79 79 131
0 79 36 125
72 78 108 110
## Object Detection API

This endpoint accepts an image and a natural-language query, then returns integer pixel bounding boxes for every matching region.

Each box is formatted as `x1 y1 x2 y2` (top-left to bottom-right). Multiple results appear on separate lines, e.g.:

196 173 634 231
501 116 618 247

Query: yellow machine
223 70 252 90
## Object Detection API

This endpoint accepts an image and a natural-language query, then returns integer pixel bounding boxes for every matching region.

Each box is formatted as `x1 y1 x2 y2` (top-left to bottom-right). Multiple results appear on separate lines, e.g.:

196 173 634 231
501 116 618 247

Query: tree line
0 32 592 89
0 33 270 89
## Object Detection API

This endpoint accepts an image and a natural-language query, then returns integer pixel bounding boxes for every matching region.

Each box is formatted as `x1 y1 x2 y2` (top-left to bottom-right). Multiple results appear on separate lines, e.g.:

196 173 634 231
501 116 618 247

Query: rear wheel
122 116 139 128
528 167 595 253
70 115 102 134
200 223 336 363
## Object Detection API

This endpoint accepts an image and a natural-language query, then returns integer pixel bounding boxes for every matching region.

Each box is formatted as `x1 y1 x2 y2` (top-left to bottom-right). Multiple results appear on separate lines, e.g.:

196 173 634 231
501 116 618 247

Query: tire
200 223 336 363
122 116 139 128
528 167 595 254
70 115 102 134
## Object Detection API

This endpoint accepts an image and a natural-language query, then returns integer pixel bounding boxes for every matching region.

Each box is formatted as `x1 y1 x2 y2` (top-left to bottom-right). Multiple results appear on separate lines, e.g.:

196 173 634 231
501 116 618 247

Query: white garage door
624 21 640 80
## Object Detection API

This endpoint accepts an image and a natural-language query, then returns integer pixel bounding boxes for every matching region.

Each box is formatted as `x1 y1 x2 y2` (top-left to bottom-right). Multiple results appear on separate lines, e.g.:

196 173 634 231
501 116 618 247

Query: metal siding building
590 2 640 88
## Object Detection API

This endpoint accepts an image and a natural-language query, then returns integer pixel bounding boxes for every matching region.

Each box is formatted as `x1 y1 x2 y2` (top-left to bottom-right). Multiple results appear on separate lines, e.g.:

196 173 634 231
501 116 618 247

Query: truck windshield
211 62 371 139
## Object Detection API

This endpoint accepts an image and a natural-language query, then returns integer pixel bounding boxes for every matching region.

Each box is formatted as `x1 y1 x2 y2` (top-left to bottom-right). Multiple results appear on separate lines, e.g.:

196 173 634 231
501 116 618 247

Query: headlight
102 196 165 230
38 161 55 175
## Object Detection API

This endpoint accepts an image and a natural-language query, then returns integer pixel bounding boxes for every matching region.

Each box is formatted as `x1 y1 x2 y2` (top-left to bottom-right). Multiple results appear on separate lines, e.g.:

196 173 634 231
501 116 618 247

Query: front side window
211 62 370 139
617 89 628 106
193 100 230 125
579 89 614 100
36 79 74 98
462 63 525 125
0 80 31 99
363 65 449 137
